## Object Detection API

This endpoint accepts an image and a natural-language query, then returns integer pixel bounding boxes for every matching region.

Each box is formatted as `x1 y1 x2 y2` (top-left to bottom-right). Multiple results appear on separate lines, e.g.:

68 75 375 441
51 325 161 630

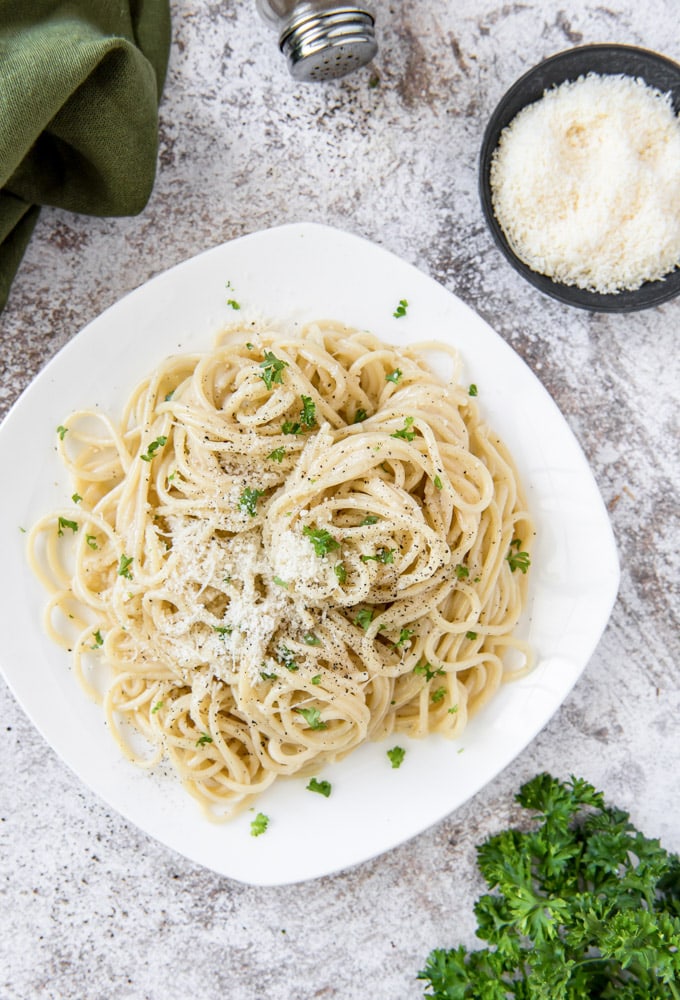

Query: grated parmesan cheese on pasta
490 73 680 294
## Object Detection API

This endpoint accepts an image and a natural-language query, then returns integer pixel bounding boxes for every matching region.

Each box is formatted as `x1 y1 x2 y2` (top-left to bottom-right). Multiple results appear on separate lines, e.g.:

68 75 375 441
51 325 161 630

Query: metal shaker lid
279 5 378 81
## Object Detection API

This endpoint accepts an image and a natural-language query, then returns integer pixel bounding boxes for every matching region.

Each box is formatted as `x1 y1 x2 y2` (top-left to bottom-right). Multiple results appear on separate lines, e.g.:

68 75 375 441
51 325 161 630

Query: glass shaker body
256 0 377 81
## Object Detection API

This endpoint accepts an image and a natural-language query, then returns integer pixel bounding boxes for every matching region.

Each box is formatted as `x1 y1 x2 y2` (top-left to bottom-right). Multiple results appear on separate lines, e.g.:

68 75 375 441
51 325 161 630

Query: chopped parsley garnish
212 625 233 637
273 576 288 588
417 773 680 1000
117 553 134 579
164 390 175 401
90 629 104 649
281 420 303 435
393 627 414 649
71 492 82 504
391 416 416 441
465 630 478 640
302 525 340 558
294 706 327 730
260 670 278 681
431 686 447 703
226 298 240 310
86 534 98 550
267 446 286 463
360 515 379 525
507 538 531 573
355 608 374 630
468 383 478 397
306 777 331 797
360 547 395 565
277 645 298 672
386 368 403 383
414 660 445 681
246 342 255 350
434 475 443 490
393 299 408 319
57 516 78 536
196 732 213 746
455 564 470 580
448 704 459 714
250 812 269 836
334 562 347 584
311 674 322 685
259 350 288 390
56 425 68 440
151 700 164 714
387 746 405 768
353 408 368 423
238 486 264 517
303 633 322 646
299 394 316 427
140 435 167 462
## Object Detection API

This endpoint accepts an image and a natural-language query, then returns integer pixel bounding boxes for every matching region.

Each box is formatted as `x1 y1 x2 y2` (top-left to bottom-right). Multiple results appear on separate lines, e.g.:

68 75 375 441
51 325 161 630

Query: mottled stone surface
1 2 679 998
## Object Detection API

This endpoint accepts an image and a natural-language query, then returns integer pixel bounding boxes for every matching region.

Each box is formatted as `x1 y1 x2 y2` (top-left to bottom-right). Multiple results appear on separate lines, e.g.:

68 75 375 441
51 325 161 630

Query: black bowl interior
479 44 680 312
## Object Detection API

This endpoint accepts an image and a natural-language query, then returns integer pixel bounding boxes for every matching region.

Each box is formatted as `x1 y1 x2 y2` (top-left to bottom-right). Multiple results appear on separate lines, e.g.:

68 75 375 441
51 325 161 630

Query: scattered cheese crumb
490 73 680 293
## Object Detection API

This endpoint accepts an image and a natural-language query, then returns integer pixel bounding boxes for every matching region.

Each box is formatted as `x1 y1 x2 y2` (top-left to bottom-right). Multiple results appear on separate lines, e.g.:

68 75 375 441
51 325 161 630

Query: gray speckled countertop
2 2 679 998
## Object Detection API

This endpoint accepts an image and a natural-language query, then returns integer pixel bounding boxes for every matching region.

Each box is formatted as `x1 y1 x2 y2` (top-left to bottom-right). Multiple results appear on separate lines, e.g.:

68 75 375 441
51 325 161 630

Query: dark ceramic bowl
479 44 680 312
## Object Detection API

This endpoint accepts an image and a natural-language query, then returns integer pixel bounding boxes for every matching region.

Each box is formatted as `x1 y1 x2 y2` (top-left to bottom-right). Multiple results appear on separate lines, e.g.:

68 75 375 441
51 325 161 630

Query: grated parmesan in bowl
479 45 680 311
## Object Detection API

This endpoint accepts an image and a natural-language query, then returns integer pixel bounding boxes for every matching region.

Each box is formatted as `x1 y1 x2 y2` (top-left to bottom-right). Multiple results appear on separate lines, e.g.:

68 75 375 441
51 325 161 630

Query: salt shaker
256 0 377 82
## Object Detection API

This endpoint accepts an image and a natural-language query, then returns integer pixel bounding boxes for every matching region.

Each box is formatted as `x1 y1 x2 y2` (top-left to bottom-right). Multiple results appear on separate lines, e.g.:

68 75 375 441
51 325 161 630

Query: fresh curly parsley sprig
418 773 680 999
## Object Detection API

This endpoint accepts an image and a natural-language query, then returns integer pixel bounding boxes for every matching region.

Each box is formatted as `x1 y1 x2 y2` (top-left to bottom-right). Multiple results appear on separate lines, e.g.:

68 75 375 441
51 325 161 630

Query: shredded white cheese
490 73 680 293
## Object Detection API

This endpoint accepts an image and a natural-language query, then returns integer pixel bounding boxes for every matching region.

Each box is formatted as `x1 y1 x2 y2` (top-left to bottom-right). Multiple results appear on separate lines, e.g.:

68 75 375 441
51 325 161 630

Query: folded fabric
0 0 171 312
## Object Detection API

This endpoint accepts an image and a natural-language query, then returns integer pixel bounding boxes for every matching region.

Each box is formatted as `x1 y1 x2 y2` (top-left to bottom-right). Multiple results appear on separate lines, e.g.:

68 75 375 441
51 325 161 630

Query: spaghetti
28 322 533 819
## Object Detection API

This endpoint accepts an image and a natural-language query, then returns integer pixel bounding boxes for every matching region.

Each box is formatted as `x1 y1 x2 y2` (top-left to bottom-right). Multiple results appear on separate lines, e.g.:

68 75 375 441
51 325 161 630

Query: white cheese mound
490 73 680 293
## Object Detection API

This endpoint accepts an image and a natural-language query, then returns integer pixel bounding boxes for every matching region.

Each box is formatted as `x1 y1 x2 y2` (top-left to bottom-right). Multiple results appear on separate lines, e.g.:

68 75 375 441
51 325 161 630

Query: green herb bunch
418 773 680 999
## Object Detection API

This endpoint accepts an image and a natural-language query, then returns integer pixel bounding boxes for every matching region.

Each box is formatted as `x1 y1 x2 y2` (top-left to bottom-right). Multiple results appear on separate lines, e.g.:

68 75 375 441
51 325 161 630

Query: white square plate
0 223 619 884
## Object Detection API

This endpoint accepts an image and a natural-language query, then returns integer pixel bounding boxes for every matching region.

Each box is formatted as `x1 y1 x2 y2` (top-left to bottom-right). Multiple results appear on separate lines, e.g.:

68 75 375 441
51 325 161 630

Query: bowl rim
479 43 680 312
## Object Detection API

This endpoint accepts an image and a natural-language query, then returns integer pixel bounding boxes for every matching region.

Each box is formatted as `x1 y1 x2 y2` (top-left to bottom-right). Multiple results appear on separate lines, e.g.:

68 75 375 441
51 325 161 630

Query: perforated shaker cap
279 5 377 82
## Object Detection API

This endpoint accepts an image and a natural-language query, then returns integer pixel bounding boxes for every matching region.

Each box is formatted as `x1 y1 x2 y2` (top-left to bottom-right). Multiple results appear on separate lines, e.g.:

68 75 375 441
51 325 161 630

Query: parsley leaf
267 446 286 463
294 706 327 730
418 773 680 1000
277 644 298 672
355 608 374 630
393 627 414 650
117 554 134 579
259 350 288 390
238 487 264 517
414 660 445 681
57 516 78 537
250 812 269 836
281 420 303 435
387 746 405 768
360 547 395 565
334 561 347 584
306 778 331 797
196 732 213 747
455 564 469 580
393 299 408 318
86 534 98 550
140 435 167 462
303 525 340 558
303 633 322 646
226 298 240 310
507 539 531 573
386 368 403 383
391 416 416 441
56 425 68 440
299 395 316 427
469 383 478 397
353 408 368 423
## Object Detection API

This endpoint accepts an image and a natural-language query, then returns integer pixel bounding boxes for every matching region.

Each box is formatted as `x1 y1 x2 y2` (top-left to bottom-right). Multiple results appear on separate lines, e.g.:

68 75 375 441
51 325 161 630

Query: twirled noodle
28 321 533 819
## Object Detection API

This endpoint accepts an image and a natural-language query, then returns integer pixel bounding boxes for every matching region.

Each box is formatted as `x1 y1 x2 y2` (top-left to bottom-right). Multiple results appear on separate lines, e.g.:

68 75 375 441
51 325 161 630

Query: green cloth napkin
0 0 171 312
